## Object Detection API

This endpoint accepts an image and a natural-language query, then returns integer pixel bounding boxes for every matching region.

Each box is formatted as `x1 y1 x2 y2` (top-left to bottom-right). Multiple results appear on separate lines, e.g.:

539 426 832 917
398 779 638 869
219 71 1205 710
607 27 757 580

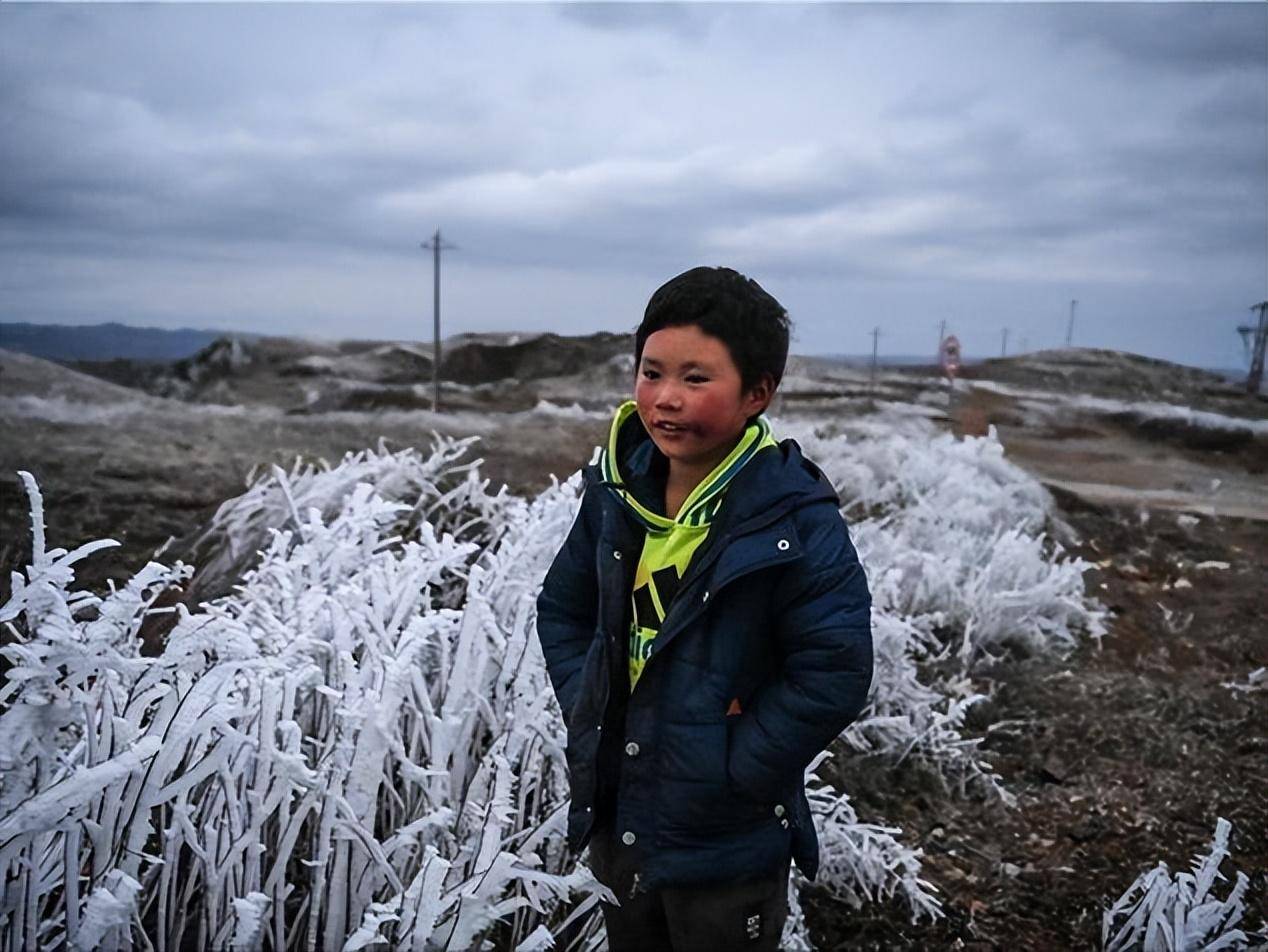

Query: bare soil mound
440 331 630 384
0 348 154 403
961 348 1265 420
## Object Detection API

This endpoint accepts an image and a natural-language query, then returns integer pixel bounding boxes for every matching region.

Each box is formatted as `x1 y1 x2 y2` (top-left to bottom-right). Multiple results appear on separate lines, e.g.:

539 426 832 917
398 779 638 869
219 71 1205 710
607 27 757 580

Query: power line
420 229 458 413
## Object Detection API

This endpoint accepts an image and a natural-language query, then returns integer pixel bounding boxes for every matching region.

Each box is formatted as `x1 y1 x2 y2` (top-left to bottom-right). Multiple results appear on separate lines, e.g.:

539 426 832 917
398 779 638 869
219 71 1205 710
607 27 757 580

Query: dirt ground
811 490 1267 949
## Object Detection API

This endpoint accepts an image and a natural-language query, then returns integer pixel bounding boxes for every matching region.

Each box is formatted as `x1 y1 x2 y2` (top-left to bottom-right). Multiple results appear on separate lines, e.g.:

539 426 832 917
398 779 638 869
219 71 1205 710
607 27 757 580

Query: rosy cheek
690 393 727 433
634 378 653 408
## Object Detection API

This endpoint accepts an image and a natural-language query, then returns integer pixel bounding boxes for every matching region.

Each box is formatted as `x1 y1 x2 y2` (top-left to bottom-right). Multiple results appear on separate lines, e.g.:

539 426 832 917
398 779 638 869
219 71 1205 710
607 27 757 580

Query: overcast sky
1 3 1264 368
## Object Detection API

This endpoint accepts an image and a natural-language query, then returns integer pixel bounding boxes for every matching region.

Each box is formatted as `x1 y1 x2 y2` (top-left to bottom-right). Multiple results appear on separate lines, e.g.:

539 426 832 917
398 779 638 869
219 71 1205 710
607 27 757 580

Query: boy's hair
634 266 791 392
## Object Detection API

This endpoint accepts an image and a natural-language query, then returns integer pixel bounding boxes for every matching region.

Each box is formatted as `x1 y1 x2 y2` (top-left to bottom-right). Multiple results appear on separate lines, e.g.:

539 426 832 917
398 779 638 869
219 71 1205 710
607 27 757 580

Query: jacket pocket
724 718 776 822
567 634 609 730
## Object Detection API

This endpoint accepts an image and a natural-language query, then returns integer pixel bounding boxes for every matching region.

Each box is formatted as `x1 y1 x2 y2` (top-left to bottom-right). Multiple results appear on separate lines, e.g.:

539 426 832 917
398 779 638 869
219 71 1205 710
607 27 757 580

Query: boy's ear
743 373 776 417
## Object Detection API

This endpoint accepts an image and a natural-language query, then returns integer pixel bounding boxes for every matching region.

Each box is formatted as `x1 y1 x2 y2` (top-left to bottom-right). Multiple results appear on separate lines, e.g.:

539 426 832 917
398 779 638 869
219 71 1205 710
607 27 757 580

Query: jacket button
621 831 637 846
625 742 640 757
702 591 709 603
777 539 790 551
774 804 786 817
780 818 790 829
613 550 622 560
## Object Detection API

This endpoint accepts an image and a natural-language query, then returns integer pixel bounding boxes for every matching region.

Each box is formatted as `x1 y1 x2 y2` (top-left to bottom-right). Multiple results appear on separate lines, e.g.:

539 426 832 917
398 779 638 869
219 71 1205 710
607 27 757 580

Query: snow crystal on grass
1103 818 1253 952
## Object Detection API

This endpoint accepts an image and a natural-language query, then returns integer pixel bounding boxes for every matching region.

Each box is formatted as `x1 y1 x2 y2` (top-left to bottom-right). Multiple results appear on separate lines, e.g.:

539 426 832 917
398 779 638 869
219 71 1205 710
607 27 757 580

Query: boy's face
635 324 772 474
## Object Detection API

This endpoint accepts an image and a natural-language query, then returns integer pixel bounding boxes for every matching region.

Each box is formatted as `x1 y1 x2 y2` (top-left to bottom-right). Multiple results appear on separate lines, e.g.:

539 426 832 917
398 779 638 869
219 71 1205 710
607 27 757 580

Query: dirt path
952 383 1268 522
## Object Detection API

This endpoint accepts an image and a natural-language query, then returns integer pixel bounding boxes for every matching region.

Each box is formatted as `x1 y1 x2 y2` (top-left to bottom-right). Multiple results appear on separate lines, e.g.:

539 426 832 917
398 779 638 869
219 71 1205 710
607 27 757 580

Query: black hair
634 266 791 393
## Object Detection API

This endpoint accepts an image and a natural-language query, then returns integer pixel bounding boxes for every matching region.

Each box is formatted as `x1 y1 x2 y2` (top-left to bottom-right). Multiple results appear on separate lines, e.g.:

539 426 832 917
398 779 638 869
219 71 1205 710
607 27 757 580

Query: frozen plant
775 413 1103 800
0 460 612 951
1102 818 1254 951
183 435 512 607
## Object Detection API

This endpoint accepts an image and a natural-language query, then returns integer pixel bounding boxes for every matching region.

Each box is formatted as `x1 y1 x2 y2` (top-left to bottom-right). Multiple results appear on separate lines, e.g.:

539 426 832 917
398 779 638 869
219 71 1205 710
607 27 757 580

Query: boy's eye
686 375 709 384
641 369 660 380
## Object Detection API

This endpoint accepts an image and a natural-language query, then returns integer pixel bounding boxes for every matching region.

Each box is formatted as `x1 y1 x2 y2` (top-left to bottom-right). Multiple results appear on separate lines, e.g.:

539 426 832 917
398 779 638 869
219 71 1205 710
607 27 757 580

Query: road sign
940 334 962 379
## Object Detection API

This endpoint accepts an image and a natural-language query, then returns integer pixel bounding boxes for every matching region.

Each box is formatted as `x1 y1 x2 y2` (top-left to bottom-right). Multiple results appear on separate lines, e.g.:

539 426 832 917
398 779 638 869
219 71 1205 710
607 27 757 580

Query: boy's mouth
653 420 691 434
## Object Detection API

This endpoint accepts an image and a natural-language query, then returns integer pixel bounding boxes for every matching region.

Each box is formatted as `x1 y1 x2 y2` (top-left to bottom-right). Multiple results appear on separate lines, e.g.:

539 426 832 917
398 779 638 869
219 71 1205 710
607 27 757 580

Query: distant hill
816 352 984 368
0 322 237 362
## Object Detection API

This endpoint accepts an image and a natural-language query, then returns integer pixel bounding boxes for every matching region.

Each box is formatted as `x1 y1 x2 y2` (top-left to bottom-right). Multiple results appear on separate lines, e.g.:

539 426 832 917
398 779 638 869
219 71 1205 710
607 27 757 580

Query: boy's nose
655 385 683 409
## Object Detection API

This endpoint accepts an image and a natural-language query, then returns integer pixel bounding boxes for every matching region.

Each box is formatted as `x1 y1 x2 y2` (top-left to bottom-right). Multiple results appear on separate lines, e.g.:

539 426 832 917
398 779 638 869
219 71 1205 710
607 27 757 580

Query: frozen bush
775 413 1103 798
1102 818 1254 951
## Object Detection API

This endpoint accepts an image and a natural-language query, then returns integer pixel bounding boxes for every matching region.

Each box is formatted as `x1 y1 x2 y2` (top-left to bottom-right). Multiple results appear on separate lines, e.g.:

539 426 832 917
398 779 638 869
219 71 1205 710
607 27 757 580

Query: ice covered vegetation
1102 818 1253 952
4 409 1199 950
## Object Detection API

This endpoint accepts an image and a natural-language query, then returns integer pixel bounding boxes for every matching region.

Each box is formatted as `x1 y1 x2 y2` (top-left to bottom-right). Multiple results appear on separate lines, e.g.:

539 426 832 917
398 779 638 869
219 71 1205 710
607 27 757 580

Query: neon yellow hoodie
598 401 776 690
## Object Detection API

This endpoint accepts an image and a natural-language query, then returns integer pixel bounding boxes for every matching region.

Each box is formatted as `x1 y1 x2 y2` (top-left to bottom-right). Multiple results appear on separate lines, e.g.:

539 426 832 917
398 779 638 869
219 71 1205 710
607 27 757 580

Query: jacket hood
593 401 839 535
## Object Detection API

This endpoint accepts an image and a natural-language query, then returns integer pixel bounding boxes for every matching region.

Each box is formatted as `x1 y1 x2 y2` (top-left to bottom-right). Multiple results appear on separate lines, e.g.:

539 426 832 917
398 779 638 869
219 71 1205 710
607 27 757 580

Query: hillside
0 321 228 362
60 330 634 412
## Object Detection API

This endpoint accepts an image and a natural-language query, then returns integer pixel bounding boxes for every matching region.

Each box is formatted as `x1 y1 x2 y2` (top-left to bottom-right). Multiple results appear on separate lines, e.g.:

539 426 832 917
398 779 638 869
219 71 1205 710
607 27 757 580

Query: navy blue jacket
535 418 873 890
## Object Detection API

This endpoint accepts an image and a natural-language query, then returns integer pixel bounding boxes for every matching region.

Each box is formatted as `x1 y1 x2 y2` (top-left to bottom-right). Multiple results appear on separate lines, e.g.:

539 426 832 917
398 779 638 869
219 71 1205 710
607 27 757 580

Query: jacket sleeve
726 504 873 801
535 484 601 726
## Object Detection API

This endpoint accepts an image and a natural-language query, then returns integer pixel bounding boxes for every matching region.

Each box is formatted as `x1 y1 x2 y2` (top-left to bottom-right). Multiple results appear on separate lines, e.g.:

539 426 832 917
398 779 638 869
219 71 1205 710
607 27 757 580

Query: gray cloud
557 2 711 40
1041 3 1266 74
0 3 1263 368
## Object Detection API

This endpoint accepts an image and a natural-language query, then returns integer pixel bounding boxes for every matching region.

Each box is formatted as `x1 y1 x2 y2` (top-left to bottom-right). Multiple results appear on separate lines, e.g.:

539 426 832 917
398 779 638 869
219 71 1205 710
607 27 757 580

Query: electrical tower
1066 299 1077 348
421 229 457 413
1241 301 1268 395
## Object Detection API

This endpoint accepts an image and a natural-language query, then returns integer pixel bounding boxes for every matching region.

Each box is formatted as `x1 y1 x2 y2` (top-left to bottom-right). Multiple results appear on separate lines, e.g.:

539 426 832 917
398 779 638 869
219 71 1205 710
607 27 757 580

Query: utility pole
420 229 457 413
1001 327 1009 358
869 326 880 398
1066 299 1077 348
1244 301 1268 395
937 318 946 357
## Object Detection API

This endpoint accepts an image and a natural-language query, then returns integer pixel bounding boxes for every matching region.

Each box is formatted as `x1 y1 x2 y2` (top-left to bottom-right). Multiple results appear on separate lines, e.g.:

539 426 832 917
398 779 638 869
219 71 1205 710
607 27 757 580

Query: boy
536 267 873 951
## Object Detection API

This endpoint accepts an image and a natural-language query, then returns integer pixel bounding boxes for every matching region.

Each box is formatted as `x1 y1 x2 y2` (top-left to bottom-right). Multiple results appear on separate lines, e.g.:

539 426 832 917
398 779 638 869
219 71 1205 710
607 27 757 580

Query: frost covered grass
1 413 1105 950
1102 818 1255 951
777 411 1104 798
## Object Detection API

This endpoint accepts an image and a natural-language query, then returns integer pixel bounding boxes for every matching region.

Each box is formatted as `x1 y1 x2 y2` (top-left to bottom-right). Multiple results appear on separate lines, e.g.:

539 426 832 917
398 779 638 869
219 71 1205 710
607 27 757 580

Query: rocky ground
812 494 1267 949
2 337 1265 949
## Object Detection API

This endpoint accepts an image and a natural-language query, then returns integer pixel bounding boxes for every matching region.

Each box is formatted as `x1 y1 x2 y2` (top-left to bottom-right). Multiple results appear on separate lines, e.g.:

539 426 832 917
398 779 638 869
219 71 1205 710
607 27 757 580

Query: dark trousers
587 826 791 952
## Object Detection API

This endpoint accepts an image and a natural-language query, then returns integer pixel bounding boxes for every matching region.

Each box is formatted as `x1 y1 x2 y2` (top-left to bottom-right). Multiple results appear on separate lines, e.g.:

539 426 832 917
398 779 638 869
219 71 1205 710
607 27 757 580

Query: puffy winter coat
535 415 873 891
